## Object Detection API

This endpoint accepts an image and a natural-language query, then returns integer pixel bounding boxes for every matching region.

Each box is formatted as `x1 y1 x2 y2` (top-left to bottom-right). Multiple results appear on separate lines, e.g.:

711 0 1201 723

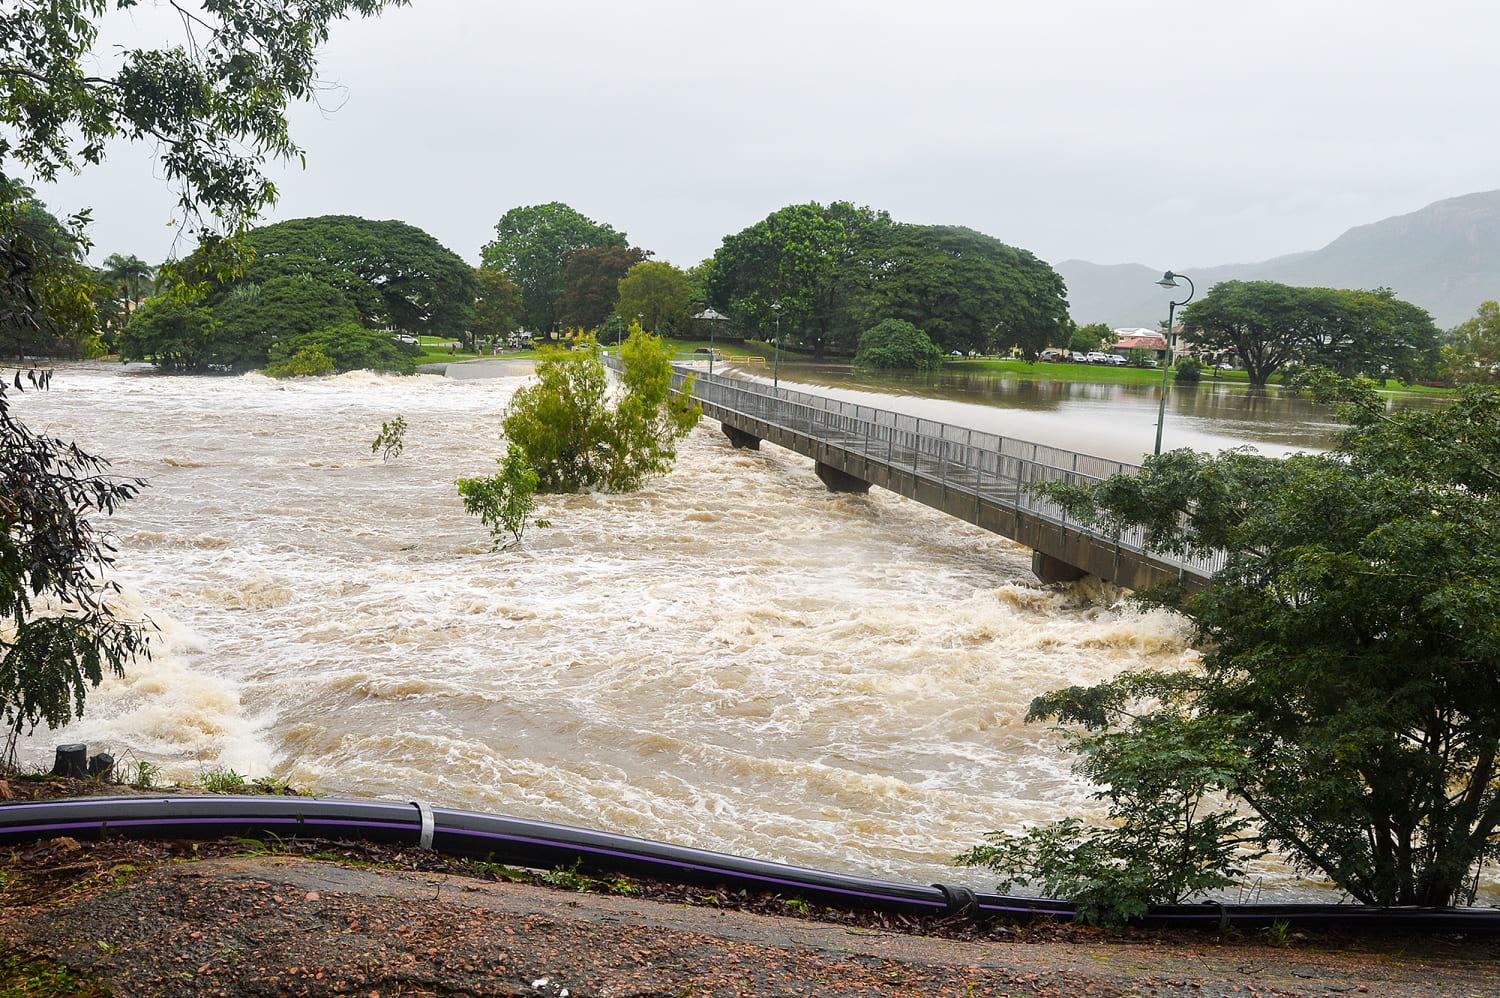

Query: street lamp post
693 307 728 375
771 301 782 388
1153 270 1195 457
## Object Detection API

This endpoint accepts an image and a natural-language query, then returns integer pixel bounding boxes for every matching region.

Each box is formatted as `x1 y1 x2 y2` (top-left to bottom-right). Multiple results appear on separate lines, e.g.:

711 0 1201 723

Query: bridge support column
1031 550 1088 586
721 424 761 450
815 462 871 494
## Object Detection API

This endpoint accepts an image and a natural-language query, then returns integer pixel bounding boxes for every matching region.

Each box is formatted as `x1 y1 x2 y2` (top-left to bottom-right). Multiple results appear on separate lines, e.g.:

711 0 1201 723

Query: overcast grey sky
35 0 1500 273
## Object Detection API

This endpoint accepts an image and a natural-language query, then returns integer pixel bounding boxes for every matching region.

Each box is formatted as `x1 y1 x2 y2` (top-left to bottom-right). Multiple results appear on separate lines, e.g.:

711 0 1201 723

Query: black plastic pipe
2 795 1496 933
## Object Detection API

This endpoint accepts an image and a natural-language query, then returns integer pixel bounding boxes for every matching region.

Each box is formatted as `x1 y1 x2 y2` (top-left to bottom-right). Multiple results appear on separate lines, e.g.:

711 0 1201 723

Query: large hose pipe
2 795 1497 932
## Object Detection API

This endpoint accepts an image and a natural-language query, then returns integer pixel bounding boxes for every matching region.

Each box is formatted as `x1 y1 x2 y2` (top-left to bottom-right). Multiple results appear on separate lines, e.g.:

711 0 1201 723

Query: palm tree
101 252 155 309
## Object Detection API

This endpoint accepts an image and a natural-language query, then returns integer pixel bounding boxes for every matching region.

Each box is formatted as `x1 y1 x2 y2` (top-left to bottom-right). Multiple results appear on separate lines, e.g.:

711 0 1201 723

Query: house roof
1113 334 1168 351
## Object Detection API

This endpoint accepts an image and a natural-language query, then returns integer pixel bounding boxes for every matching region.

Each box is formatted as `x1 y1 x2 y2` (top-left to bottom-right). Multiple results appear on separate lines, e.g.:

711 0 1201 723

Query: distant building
1111 331 1168 362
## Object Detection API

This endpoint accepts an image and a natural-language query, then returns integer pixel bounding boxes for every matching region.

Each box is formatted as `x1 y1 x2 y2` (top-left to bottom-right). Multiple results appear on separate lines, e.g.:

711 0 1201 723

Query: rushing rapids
5 362 1356 897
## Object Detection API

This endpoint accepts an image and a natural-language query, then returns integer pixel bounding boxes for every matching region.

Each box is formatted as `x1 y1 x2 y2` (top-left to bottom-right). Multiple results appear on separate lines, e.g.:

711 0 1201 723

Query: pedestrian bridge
658 362 1221 591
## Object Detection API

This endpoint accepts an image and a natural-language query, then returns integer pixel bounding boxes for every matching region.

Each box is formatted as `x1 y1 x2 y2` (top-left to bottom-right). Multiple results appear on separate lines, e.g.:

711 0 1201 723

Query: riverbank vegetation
962 371 1500 921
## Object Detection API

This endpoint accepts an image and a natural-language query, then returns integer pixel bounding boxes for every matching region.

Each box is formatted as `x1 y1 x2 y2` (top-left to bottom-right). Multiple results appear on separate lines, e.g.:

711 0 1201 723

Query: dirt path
5 853 1498 998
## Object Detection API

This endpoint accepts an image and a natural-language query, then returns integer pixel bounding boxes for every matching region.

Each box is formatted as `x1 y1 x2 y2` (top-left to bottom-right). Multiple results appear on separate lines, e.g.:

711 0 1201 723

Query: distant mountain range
1058 190 1500 330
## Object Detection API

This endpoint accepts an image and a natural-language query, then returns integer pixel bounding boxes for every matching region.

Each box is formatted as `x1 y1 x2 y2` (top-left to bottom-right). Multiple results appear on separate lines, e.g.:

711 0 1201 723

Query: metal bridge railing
606 357 1223 580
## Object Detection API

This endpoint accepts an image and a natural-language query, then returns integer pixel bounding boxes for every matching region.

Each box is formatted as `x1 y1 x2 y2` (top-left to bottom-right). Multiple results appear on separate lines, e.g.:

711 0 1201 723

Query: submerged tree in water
457 325 700 546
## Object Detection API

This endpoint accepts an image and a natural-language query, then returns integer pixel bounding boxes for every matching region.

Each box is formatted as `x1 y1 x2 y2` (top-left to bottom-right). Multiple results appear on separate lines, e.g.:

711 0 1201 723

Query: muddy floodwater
12 362 1480 902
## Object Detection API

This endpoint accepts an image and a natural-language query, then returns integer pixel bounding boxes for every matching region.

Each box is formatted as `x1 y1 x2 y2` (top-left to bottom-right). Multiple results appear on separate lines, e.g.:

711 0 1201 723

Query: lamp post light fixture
693 307 729 375
771 301 783 388
1152 270 1195 457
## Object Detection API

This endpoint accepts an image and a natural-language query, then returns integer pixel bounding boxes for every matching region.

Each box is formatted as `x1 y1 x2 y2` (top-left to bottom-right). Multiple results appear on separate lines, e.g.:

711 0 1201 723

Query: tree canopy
861 224 1071 360
964 372 1500 916
707 203 1070 360
119 215 466 373
708 201 891 360
223 216 476 341
558 244 649 331
1444 300 1500 384
0 177 101 359
480 203 627 335
1 0 408 240
1181 281 1440 386
616 260 693 338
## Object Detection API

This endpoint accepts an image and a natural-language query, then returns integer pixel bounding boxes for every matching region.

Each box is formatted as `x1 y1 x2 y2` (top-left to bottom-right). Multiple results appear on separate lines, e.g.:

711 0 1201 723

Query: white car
1085 352 1114 364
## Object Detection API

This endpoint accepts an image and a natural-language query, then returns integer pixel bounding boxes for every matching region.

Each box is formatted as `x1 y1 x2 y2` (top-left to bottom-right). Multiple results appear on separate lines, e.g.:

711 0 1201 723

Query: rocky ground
2 778 1498 997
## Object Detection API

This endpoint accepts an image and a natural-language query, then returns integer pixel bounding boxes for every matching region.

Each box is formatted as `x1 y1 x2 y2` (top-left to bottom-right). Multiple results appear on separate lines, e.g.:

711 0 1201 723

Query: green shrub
1173 357 1202 383
264 320 419 376
854 318 944 371
264 346 335 378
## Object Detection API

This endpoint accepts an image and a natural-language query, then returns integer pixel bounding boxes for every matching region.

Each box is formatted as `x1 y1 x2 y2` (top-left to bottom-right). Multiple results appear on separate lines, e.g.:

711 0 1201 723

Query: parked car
1085 352 1114 365
1069 352 1089 364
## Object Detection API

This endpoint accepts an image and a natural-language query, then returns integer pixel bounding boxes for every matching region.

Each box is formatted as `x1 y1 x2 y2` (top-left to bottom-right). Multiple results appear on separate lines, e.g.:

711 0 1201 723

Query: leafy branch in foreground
968 371 1500 918
1 369 151 765
957 673 1257 926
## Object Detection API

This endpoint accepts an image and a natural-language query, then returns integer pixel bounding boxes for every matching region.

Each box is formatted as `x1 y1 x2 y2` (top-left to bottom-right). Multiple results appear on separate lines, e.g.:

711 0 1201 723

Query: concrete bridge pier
1030 550 1089 585
721 424 761 450
815 461 871 494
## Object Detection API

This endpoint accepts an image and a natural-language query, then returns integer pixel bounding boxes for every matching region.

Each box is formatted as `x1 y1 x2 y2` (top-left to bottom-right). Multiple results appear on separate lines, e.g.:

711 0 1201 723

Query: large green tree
119 216 469 371
1181 281 1440 386
964 372 1500 914
558 244 648 330
223 216 476 342
616 260 693 337
1444 300 1500 384
708 201 892 360
114 295 217 372
860 224 1070 359
853 318 944 371
480 203 626 335
709 205 1069 361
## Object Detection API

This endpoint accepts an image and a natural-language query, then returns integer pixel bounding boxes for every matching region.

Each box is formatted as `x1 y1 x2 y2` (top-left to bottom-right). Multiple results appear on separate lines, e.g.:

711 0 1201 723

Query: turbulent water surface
6 362 1407 899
